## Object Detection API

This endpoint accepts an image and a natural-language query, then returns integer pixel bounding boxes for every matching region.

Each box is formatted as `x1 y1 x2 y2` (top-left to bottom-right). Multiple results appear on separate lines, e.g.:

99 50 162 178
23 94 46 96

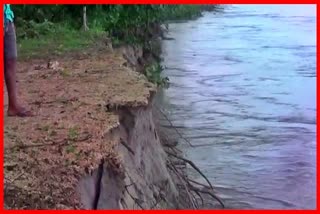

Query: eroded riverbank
158 4 316 209
4 26 223 209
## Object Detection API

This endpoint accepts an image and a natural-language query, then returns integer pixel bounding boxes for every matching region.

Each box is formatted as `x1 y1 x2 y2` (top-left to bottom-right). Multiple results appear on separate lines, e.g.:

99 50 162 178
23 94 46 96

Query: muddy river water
157 4 316 209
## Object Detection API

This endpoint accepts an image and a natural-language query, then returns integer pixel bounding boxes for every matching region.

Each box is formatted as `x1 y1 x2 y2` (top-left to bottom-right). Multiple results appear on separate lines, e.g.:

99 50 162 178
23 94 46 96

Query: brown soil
4 46 156 209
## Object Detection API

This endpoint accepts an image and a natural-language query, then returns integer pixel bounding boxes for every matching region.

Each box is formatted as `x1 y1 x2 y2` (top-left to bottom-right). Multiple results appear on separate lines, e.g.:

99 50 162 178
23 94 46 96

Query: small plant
41 125 50 132
66 144 76 154
145 63 169 87
75 151 81 160
68 127 79 141
48 130 57 137
60 69 71 77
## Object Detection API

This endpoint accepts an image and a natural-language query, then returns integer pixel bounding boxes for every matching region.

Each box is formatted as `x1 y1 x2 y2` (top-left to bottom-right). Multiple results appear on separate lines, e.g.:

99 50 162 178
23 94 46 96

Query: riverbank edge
116 23 224 209
4 7 223 210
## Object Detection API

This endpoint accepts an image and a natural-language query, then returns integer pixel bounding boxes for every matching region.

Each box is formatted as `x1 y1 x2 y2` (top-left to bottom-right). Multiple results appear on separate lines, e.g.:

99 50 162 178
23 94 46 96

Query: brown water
157 4 316 209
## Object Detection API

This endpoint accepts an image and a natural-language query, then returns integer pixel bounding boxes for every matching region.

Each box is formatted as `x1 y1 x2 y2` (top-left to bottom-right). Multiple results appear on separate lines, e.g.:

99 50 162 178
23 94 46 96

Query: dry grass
4 47 156 209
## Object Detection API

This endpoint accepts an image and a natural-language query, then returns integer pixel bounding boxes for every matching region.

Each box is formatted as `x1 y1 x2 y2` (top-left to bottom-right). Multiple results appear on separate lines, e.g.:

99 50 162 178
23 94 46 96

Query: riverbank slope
4 5 223 210
4 37 224 210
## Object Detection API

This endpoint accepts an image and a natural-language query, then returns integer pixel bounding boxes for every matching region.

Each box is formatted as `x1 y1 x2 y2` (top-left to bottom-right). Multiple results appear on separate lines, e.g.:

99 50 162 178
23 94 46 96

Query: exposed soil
4 46 156 209
4 27 224 210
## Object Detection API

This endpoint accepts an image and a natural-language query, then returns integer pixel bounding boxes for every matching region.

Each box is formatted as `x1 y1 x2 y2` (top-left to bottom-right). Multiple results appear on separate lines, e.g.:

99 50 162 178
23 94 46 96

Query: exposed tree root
166 151 213 190
168 157 225 209
93 159 104 210
155 106 196 147
165 151 225 209
120 138 135 155
155 106 225 209
123 172 145 210
150 194 164 209
124 185 145 210
192 188 204 207
188 185 225 209
167 162 198 209
188 178 212 190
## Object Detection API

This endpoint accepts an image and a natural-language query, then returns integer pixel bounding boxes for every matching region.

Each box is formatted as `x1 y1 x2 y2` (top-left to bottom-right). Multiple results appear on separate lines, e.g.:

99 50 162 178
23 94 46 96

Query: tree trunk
82 6 89 31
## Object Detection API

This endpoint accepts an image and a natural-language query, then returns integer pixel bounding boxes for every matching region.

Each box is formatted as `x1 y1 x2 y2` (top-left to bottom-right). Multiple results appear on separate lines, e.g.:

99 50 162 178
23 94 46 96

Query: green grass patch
15 5 215 59
68 127 79 141
17 23 105 59
145 63 169 87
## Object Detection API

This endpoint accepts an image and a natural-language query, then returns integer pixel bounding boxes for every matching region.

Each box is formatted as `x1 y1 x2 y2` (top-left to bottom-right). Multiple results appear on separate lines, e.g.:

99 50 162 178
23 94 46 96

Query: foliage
11 4 218 85
15 18 56 39
17 26 105 59
12 5 215 42
145 63 169 87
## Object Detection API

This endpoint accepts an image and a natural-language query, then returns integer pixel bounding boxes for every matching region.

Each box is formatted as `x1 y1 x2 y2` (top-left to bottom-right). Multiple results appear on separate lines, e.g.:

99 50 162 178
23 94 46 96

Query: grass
60 69 71 77
66 145 76 154
17 25 106 59
163 5 203 20
15 5 208 59
145 63 169 87
68 127 79 141
15 5 213 85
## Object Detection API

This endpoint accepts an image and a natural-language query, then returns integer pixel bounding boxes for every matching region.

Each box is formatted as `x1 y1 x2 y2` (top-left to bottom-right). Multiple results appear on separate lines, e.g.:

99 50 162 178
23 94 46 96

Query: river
157 4 316 209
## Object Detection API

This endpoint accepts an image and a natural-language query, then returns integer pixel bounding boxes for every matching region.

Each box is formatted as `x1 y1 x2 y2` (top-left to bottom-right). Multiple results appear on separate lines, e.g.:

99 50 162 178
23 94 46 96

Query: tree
82 6 89 31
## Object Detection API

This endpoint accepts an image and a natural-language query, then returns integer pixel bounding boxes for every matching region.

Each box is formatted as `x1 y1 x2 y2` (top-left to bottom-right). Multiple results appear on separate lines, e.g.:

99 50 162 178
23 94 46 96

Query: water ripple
159 4 316 209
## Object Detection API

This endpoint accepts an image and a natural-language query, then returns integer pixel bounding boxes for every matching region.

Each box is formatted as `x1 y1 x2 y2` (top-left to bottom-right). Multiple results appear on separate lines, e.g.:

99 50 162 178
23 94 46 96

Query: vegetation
12 4 218 85
13 5 217 43
145 63 169 87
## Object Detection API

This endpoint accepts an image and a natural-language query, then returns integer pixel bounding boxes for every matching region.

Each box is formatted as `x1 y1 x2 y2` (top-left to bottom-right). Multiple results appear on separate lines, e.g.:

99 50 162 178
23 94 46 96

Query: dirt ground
4 46 156 209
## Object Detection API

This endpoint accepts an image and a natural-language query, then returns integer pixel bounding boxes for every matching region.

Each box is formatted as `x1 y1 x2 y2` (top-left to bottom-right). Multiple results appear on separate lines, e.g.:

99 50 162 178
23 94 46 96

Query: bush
12 5 215 42
12 4 218 85
145 63 169 87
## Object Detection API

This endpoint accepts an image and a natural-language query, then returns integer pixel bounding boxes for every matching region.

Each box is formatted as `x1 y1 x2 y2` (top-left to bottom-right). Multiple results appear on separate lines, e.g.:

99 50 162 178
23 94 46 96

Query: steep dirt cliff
78 98 183 209
4 36 223 210
3 44 184 209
